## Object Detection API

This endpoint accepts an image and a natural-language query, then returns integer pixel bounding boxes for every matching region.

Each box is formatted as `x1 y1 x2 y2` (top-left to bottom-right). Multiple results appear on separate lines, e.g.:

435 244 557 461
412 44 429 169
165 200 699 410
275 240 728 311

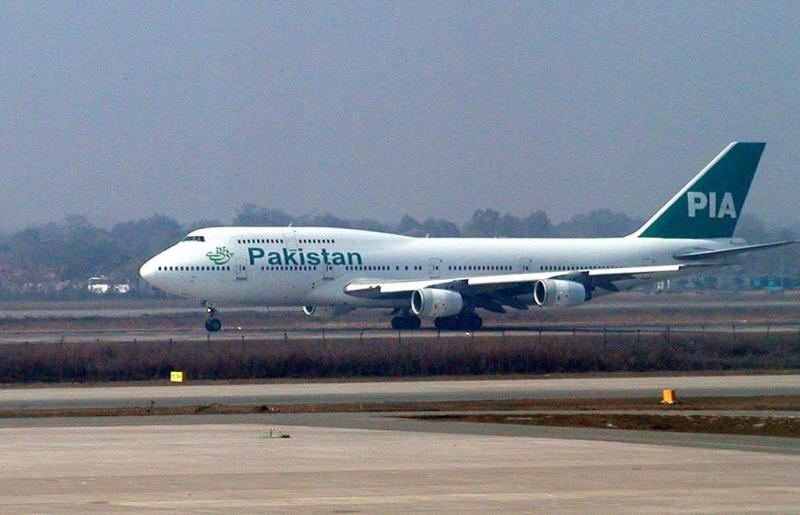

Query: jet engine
302 306 354 318
533 279 588 307
410 288 464 318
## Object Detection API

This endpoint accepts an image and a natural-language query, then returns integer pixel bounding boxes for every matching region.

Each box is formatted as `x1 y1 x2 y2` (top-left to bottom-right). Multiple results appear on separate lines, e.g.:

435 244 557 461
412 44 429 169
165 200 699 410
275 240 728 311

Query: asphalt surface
3 374 800 409
2 297 797 319
2 414 799 513
3 411 800 455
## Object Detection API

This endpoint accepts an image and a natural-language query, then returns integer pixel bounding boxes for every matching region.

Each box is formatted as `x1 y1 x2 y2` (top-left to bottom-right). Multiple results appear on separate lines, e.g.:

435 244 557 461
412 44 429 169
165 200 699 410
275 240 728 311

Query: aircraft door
283 229 299 250
429 258 442 278
235 258 248 280
518 258 533 273
323 263 334 280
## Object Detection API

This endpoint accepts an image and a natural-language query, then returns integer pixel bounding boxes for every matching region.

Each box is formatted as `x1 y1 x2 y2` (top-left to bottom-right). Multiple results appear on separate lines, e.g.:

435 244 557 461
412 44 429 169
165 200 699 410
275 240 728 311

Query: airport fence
1 325 800 383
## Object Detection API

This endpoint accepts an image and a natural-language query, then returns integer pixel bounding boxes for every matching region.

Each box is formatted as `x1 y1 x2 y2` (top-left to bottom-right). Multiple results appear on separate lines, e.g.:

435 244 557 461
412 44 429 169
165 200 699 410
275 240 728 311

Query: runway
1 415 799 513
3 374 800 409
2 295 797 319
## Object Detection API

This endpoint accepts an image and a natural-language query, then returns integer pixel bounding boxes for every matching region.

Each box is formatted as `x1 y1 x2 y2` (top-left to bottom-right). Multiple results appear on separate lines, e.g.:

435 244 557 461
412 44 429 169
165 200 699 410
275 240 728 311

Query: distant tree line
0 206 796 298
231 203 645 238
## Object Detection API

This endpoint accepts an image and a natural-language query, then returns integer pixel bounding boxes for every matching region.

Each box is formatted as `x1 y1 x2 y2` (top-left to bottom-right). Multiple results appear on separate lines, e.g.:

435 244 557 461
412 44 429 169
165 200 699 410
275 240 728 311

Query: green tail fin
632 142 766 239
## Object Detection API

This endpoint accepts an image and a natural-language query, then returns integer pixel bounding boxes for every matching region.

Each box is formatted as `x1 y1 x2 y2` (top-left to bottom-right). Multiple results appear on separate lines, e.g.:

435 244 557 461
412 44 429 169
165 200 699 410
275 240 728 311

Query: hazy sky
2 1 798 231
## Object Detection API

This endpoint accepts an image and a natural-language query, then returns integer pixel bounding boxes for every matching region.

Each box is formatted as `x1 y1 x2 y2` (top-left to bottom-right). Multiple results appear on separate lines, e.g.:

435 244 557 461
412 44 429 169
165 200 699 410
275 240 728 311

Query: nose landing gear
203 303 222 332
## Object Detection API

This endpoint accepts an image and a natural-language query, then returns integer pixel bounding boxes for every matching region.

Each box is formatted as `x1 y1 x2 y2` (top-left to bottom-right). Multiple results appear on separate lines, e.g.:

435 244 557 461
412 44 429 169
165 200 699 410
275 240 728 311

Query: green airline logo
248 246 363 266
637 142 764 239
207 246 233 265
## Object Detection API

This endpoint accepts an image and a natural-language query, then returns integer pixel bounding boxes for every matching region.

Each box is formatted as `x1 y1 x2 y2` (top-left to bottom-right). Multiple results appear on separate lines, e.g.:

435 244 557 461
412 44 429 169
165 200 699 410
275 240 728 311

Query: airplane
139 142 796 332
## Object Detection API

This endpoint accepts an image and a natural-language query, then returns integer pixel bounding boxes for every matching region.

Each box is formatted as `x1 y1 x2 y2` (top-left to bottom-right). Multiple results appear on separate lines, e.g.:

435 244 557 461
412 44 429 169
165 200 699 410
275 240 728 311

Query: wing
344 263 708 310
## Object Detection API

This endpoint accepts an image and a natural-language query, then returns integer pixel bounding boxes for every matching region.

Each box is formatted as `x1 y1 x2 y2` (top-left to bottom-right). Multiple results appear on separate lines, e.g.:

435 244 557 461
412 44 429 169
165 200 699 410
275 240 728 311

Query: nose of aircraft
139 257 158 284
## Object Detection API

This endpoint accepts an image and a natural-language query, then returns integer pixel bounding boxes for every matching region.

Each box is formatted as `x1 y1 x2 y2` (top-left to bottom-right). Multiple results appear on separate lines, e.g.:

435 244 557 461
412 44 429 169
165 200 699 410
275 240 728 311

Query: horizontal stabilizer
674 240 799 260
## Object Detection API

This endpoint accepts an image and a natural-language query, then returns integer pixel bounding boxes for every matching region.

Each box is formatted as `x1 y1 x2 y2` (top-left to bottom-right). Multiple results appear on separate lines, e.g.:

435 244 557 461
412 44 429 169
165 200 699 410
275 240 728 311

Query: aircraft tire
466 313 482 330
434 316 457 330
205 317 222 332
392 316 422 330
435 313 481 331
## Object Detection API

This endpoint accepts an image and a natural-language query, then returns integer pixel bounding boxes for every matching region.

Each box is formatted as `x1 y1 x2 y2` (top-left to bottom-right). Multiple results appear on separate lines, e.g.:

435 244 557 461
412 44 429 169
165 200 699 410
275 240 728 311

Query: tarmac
2 414 800 513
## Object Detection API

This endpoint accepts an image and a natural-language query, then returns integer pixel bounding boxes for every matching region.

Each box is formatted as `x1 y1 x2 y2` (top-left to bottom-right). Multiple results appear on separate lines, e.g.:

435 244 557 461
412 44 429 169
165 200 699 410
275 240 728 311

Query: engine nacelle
533 279 588 307
302 305 354 318
410 288 464 318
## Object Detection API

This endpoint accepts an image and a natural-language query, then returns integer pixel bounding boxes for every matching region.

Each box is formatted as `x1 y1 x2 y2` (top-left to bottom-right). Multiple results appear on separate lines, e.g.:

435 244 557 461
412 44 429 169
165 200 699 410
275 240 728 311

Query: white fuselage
139 227 733 308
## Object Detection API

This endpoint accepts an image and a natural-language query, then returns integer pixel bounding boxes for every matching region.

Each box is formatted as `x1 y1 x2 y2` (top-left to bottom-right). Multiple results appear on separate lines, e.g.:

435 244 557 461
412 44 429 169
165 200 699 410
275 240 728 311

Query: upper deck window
183 235 205 242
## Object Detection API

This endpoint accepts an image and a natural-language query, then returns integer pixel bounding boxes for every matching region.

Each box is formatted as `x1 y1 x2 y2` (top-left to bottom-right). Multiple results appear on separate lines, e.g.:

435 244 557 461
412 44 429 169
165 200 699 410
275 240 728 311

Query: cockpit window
183 235 205 242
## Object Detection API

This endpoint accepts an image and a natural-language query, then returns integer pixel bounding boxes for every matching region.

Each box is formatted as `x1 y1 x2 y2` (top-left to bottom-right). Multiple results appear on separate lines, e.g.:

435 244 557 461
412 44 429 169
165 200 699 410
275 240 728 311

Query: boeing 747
140 142 796 331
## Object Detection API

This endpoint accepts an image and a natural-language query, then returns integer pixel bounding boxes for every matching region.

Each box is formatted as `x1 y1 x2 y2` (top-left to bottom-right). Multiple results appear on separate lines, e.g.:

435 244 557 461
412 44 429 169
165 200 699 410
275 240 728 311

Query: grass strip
410 413 800 438
1 395 799 419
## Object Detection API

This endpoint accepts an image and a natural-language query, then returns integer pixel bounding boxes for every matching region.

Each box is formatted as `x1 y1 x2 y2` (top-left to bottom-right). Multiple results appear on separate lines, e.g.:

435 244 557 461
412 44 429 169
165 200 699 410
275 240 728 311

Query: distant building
87 277 131 294
87 276 111 294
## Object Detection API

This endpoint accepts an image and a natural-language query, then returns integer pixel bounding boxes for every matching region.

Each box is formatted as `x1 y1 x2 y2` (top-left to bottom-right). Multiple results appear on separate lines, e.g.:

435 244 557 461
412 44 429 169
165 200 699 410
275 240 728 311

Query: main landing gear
390 310 483 330
434 312 482 331
391 314 421 330
204 303 222 332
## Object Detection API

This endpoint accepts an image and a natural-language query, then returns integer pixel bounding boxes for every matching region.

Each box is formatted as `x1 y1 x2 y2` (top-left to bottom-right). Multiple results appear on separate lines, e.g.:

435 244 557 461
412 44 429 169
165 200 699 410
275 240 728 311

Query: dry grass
2 395 799 420
1 330 800 383
415 413 800 438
